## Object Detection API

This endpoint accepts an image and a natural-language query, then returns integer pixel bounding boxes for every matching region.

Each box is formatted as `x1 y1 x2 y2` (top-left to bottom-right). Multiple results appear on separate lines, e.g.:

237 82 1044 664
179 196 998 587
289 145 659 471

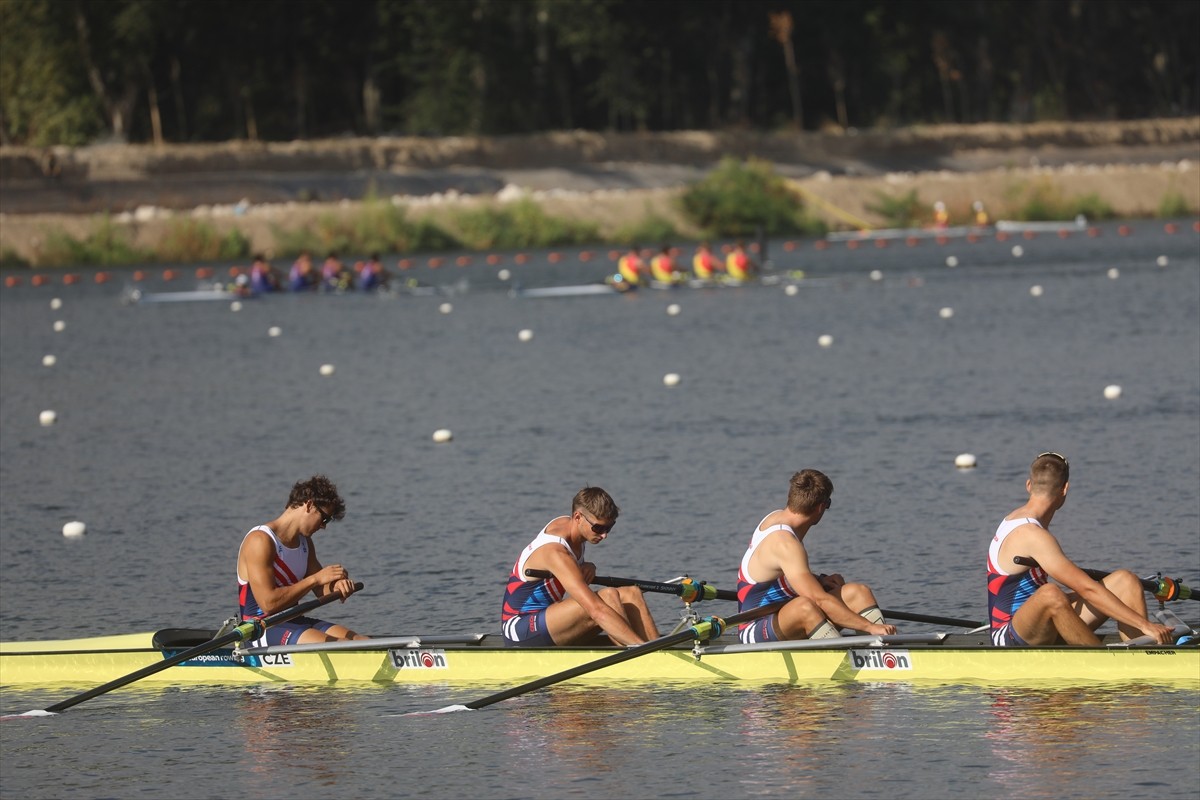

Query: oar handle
523 569 737 602
1013 556 1194 602
41 582 364 714
881 609 983 629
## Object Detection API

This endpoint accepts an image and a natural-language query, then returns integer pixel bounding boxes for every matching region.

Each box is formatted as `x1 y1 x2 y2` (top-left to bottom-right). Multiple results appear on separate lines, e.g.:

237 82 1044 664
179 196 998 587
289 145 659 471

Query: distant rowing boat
826 215 1088 241
511 271 805 299
123 286 249 304
3 625 1195 688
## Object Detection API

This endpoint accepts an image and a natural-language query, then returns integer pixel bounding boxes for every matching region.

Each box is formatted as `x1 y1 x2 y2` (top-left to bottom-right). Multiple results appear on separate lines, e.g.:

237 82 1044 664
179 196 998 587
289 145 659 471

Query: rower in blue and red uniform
236 475 367 647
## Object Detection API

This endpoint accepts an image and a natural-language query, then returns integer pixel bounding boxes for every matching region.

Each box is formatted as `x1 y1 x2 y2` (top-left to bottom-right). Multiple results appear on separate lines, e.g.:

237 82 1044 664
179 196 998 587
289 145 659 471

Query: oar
1013 556 1196 602
523 568 736 602
428 600 789 713
524 569 983 628
23 583 364 716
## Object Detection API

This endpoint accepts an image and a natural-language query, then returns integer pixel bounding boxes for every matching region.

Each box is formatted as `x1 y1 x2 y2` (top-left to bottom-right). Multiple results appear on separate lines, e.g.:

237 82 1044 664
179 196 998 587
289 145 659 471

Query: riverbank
1 119 1197 265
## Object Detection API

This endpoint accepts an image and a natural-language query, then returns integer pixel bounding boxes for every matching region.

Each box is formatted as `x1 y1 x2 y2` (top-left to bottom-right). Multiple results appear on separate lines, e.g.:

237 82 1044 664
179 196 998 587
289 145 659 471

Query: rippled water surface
2 222 1198 798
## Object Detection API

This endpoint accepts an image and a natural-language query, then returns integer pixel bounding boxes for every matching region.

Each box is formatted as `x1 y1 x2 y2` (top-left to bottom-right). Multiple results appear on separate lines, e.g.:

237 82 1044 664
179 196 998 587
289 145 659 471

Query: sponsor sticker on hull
390 649 448 670
848 649 912 671
165 649 294 668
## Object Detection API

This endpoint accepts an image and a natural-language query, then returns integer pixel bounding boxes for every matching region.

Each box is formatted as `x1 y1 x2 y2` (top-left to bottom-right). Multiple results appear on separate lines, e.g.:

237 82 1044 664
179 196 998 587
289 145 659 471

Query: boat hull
2 631 1196 688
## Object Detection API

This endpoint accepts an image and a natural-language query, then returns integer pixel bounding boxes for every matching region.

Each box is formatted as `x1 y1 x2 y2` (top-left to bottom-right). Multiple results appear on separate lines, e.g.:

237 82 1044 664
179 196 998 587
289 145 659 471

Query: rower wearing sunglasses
986 452 1175 646
501 487 661 647
236 474 367 647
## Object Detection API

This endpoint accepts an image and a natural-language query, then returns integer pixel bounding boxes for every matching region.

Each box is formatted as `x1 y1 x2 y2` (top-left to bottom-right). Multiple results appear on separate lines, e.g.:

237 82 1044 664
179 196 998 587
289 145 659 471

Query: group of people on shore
244 251 391 295
608 240 758 291
238 454 1177 650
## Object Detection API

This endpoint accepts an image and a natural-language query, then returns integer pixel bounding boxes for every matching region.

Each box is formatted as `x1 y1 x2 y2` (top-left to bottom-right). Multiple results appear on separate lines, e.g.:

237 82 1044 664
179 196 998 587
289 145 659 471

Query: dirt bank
1 119 1197 263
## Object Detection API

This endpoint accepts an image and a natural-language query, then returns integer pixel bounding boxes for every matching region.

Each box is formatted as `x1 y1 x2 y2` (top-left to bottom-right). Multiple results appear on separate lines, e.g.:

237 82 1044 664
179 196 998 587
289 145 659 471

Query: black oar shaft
1012 556 1194 602
525 569 981 627
523 569 738 601
463 600 788 711
43 583 363 714
881 610 983 628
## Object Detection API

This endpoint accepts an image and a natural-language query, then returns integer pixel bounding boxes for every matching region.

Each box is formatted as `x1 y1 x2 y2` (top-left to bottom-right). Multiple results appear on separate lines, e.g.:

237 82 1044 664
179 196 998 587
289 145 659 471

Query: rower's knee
1034 583 1072 609
840 582 874 607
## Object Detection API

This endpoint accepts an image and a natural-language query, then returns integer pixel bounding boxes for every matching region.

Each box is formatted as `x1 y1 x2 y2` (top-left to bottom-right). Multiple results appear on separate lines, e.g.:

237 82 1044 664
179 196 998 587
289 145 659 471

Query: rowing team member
236 475 367 646
244 459 1174 650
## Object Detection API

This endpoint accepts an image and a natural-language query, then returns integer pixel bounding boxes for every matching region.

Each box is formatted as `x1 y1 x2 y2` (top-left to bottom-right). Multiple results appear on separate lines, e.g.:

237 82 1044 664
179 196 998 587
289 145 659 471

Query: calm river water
1 221 1198 798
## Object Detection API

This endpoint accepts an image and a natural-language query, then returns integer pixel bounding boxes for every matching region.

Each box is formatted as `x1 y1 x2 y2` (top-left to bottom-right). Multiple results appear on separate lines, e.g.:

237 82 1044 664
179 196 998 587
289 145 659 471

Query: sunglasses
1037 451 1069 465
312 503 334 526
578 510 614 535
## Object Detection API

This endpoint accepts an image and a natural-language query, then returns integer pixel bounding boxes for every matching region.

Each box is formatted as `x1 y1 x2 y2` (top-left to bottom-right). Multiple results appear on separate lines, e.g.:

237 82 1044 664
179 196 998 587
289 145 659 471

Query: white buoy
42 354 56 367
954 453 977 469
50 298 63 310
439 302 453 314
62 521 86 538
268 326 282 337
230 301 243 312
1011 245 1024 258
869 270 884 282
784 284 799 296
39 409 57 426
1156 255 1169 267
53 320 66 332
1103 384 1122 400
497 269 511 281
818 334 834 348
517 329 534 342
939 307 954 319
663 373 681 387
945 256 959 268
319 364 335 376
666 303 681 316
1030 285 1044 297
1107 268 1120 279
432 428 453 443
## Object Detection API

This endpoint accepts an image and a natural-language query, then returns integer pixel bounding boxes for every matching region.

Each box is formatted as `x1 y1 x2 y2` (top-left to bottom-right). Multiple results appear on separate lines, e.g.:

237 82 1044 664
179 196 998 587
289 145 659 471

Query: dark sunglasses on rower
313 503 334 526
578 510 614 535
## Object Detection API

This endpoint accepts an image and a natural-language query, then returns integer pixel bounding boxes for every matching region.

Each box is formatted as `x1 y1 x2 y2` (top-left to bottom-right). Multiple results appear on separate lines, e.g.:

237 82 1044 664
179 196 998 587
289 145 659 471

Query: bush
154 219 251 264
0 247 29 268
452 198 599 250
678 157 808 237
37 216 148 267
1158 190 1191 218
865 189 928 228
1005 179 1115 221
612 207 679 246
272 201 459 258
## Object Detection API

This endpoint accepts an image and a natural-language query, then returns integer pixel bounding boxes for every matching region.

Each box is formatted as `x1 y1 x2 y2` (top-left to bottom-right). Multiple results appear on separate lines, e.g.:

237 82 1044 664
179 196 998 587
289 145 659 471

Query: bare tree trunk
242 86 258 141
74 5 138 141
147 78 164 146
170 57 188 140
363 73 381 135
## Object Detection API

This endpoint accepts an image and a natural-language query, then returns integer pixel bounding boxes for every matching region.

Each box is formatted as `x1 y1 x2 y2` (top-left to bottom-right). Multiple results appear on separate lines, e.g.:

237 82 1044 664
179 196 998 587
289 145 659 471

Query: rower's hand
818 573 846 591
1142 621 1176 644
867 623 897 636
330 577 357 601
315 564 348 587
580 562 597 583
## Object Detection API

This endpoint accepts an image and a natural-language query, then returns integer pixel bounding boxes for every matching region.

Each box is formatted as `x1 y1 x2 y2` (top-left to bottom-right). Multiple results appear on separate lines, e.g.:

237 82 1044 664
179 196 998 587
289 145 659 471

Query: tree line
1 0 1196 147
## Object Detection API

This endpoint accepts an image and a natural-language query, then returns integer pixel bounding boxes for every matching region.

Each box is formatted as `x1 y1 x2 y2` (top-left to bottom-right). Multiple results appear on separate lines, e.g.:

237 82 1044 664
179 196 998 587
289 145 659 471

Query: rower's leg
837 582 886 629
614 586 661 639
775 596 840 640
1013 584 1101 645
1072 569 1148 641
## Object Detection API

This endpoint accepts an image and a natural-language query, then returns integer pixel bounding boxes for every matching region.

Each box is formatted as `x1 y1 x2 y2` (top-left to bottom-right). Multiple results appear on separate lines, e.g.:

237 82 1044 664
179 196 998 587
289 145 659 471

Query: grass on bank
9 166 1194 269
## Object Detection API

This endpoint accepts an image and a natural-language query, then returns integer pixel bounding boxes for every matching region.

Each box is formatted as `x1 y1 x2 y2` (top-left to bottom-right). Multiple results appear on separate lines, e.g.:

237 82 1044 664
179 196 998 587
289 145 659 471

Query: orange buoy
547 252 561 263
1057 229 1070 239
1118 225 1131 236
783 241 796 252
195 267 213 279
228 266 242 277
814 240 828 250
31 274 48 287
1023 231 1036 240
935 236 948 246
486 253 501 265
1164 223 1178 234
398 259 412 270
456 255 471 267
514 253 528 264
162 269 177 281
906 236 919 247
1087 227 1101 237
846 240 859 250
4 275 22 287
93 272 110 284
62 274 79 285
579 251 592 262
428 257 443 268
996 232 1009 241
874 239 887 249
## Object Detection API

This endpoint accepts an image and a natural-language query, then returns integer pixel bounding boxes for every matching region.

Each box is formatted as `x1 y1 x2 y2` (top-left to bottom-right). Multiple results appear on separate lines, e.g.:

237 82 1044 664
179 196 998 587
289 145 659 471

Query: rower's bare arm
241 532 327 614
305 544 354 600
1024 536 1165 638
542 548 646 646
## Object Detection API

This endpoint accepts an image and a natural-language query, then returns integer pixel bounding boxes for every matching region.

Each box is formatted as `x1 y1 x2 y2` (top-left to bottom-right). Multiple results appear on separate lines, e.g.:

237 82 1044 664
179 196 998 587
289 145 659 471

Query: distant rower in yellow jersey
650 245 683 285
692 241 724 281
726 240 756 281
